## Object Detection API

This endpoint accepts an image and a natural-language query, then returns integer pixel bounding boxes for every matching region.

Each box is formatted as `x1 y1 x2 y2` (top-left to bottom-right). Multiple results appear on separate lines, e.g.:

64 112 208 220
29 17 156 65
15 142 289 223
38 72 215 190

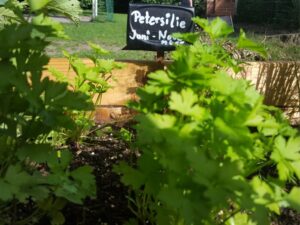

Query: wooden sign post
124 3 195 60
206 0 236 27
181 0 193 7
92 0 98 20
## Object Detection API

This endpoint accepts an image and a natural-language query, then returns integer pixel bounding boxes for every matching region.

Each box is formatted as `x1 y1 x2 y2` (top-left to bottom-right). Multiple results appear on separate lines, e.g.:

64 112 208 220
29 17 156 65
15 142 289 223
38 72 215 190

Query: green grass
64 14 125 45
47 13 156 60
233 32 300 61
47 13 300 61
264 39 300 61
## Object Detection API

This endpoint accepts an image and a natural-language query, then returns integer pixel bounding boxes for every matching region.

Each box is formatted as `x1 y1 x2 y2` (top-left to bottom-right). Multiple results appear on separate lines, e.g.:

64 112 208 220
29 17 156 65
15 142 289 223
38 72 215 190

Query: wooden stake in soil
156 51 165 63
92 0 98 20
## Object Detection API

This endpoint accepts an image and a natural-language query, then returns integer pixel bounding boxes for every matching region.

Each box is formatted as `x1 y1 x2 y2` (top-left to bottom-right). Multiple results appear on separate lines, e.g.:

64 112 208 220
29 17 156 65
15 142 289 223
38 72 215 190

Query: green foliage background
0 0 97 224
115 18 300 225
133 0 205 15
237 0 300 29
79 0 92 9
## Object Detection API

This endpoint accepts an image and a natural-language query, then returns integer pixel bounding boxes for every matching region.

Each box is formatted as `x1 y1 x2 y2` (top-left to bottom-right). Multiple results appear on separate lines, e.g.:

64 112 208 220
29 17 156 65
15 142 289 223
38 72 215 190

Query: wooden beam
44 59 300 124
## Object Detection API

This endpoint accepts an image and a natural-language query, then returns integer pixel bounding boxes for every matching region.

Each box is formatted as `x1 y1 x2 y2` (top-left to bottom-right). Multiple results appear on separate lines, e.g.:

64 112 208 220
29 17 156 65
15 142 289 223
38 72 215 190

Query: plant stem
245 160 274 178
221 208 241 225
12 199 17 225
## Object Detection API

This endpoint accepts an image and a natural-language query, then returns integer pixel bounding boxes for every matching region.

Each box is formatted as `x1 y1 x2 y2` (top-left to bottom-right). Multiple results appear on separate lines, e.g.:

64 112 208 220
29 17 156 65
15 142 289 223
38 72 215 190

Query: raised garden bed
45 59 300 125
42 58 300 224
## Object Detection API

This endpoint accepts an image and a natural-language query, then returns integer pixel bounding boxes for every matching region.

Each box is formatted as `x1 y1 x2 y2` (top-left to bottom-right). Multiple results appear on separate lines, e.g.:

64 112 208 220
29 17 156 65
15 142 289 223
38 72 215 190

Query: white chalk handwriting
131 10 186 29
129 8 191 47
129 29 184 46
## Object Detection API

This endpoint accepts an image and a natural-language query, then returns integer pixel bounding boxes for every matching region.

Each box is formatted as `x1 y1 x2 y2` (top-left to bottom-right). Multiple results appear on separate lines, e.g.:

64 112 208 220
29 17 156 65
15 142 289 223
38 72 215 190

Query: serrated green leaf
47 150 73 171
49 67 69 83
16 144 53 163
278 160 292 181
69 58 88 81
258 117 280 136
50 211 65 225
226 212 257 225
114 162 146 190
0 7 19 28
209 72 235 95
237 30 267 59
55 183 82 204
193 17 233 39
4 165 35 202
214 117 240 141
43 78 68 102
286 187 300 212
277 136 300 161
124 218 139 225
251 177 273 202
49 171 93 204
49 90 93 110
144 114 176 130
169 88 200 116
173 32 200 44
71 165 96 198
158 187 199 224
0 60 16 88
32 13 66 38
113 16 300 225
88 42 109 55
26 185 50 201
47 0 82 23
271 136 300 181
97 59 118 74
5 165 34 186
29 0 51 11
0 179 13 201
148 70 173 85
209 17 234 38
245 114 264 127
285 137 300 160
292 161 300 179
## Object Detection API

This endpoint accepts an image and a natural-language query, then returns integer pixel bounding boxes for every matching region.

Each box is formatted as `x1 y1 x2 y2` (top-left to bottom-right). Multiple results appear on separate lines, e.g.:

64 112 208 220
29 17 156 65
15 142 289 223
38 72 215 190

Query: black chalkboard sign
124 4 195 51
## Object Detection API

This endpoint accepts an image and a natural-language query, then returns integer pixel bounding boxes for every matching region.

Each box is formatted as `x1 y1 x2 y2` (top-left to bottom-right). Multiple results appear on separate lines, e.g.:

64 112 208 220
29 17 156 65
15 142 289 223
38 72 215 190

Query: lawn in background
47 13 300 61
47 13 156 60
232 31 300 61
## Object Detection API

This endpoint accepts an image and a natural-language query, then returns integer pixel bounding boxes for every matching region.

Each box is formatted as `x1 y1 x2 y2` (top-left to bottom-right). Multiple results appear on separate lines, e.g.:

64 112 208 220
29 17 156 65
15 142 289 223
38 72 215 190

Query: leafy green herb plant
51 43 123 143
115 18 300 225
0 1 96 224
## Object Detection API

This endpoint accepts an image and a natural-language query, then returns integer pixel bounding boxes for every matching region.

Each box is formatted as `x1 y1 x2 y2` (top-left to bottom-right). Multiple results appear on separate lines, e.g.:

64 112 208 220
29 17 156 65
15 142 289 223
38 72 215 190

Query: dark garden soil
62 124 137 225
272 208 300 225
40 123 300 225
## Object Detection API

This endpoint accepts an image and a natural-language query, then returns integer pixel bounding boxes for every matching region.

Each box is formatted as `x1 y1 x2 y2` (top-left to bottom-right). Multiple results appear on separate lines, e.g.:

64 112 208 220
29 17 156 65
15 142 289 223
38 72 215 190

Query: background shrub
236 0 300 29
115 18 300 225
132 0 205 16
79 0 92 9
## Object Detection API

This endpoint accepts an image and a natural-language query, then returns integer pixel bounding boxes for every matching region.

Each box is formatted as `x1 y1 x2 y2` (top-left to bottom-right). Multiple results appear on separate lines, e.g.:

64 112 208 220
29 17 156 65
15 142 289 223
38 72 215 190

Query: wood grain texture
44 59 300 124
206 0 236 16
44 59 164 123
235 61 300 125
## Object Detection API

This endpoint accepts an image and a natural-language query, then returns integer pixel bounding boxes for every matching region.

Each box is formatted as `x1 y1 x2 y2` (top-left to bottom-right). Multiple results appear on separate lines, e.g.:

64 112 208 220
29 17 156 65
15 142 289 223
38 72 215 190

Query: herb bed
33 124 300 225
60 125 135 225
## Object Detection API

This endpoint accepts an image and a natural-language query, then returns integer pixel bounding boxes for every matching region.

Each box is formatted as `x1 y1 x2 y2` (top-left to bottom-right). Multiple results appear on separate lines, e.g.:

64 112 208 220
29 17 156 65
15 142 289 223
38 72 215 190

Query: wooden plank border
234 61 300 125
44 59 300 125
